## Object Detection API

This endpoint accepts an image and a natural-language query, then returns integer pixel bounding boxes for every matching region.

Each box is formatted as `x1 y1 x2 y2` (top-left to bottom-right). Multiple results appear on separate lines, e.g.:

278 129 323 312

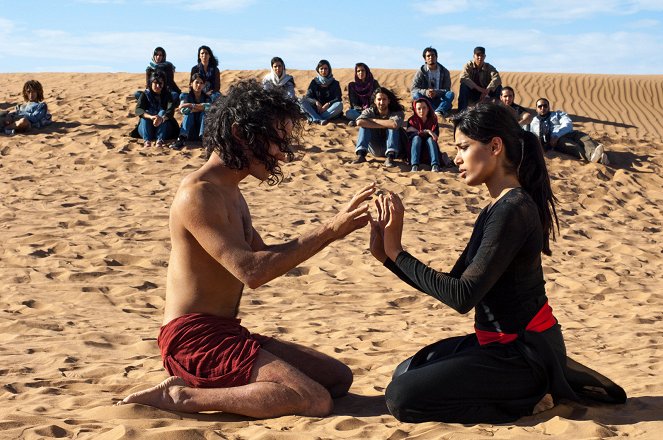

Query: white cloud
427 24 663 74
142 0 255 11
506 0 663 21
411 0 473 14
625 18 660 28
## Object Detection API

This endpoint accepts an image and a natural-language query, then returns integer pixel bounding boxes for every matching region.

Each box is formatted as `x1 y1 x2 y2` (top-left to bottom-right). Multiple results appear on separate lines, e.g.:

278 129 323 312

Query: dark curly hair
22 80 44 102
204 79 304 186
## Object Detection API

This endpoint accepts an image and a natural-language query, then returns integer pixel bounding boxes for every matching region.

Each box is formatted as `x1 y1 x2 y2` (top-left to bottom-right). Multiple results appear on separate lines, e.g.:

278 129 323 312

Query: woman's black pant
385 334 548 424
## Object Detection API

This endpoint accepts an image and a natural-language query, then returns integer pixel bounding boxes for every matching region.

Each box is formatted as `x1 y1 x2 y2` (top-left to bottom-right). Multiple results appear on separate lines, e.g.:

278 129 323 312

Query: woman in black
370 102 625 424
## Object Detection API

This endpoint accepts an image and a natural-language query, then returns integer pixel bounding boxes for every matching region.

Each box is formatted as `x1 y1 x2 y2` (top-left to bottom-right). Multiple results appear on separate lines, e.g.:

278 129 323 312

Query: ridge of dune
0 70 662 439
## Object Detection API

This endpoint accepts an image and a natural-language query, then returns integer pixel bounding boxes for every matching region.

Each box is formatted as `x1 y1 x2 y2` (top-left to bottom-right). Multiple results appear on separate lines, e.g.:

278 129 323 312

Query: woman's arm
382 192 531 314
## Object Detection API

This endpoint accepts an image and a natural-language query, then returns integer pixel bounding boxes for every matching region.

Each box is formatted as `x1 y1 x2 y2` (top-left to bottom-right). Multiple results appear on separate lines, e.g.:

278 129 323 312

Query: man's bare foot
116 376 187 411
532 393 555 414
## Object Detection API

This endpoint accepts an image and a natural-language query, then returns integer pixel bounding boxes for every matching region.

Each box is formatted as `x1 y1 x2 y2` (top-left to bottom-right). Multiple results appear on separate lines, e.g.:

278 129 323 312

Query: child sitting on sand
3 80 52 135
405 97 452 172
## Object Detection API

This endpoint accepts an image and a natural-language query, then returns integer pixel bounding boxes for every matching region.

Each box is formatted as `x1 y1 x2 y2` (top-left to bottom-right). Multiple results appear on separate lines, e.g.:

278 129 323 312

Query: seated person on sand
499 86 533 129
458 46 502 112
190 45 221 102
262 56 296 100
346 62 380 126
528 97 609 165
406 97 453 172
118 79 377 419
410 46 454 118
132 72 179 148
352 87 405 168
369 102 626 424
140 46 181 105
2 80 52 135
300 59 343 125
171 73 212 150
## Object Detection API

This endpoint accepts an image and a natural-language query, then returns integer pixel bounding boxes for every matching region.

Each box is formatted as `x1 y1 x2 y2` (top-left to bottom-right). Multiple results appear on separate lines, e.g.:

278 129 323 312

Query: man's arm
357 118 398 129
177 182 375 289
518 110 533 127
551 111 574 138
410 70 427 98
459 61 476 88
486 64 502 91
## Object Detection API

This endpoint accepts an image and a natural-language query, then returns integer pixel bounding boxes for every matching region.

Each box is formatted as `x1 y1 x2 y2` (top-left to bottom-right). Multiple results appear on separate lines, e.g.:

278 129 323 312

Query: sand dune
1 69 662 439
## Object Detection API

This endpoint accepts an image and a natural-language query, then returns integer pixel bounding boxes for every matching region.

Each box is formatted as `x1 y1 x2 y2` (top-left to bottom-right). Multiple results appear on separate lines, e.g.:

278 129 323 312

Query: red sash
475 301 557 346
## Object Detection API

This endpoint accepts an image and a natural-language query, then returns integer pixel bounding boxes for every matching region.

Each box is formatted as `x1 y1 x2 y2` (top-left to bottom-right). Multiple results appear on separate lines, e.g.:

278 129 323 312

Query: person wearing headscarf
299 59 343 125
262 56 296 100
346 63 380 126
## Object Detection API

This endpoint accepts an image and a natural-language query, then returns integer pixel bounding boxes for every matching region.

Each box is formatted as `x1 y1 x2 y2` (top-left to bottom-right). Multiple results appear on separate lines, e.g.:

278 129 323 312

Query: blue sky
1 0 662 74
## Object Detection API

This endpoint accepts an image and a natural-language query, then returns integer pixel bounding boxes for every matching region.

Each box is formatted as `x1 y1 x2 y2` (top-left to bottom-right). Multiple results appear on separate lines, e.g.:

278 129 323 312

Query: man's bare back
118 78 376 419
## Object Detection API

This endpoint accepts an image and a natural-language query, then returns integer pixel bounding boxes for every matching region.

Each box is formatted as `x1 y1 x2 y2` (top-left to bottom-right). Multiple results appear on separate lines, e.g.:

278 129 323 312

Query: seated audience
133 72 179 148
499 86 532 128
528 97 609 165
352 87 404 168
190 45 221 102
406 98 452 172
3 79 52 134
346 63 380 125
411 47 454 118
300 59 343 125
172 73 212 150
261 56 296 100
458 46 502 111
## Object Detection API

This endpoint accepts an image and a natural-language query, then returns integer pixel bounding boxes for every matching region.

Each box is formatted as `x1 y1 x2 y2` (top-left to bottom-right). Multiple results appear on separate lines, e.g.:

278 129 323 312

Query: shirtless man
118 80 376 418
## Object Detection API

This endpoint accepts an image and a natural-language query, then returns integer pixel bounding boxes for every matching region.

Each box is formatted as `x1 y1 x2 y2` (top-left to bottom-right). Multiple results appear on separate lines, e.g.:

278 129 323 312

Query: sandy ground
1 69 662 439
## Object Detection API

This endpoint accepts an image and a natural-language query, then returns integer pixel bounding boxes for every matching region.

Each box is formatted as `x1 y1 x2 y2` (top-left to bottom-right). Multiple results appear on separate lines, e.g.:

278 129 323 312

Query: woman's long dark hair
453 102 559 255
197 45 219 69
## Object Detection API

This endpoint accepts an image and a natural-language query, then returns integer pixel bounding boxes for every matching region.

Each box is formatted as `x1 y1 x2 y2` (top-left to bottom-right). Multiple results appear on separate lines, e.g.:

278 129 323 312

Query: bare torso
163 162 254 324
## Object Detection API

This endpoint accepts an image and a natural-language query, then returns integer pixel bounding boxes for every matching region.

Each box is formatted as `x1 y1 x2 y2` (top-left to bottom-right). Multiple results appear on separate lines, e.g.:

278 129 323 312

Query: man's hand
425 89 436 99
327 183 376 239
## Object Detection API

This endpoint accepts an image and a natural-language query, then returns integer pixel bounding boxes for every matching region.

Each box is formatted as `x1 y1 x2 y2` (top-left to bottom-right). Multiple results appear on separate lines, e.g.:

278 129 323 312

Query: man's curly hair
204 79 304 186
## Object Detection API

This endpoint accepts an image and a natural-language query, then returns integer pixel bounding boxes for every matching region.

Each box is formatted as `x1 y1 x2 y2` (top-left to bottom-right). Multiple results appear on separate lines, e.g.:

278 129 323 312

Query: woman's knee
384 378 418 422
327 362 353 398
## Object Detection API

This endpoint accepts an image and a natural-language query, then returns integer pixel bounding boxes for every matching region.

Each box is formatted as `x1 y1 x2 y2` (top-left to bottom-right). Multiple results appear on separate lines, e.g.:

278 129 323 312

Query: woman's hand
428 130 438 142
369 193 389 263
383 192 405 261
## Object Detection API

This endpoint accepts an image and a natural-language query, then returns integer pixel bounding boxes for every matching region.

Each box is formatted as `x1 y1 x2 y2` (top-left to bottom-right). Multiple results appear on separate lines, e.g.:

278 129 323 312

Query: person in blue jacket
172 73 212 150
3 80 52 134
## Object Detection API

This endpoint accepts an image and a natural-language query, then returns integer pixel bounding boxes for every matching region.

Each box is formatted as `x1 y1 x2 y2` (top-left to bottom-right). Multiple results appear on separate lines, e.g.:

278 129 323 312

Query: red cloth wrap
475 301 557 346
158 313 271 388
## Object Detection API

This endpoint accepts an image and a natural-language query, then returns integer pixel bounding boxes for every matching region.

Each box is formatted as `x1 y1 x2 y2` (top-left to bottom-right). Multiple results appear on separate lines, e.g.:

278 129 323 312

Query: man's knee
301 386 334 417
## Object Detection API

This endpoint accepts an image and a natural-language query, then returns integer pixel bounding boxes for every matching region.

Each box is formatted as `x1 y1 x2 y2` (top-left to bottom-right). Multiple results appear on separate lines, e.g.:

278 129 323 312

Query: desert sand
1 68 662 439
